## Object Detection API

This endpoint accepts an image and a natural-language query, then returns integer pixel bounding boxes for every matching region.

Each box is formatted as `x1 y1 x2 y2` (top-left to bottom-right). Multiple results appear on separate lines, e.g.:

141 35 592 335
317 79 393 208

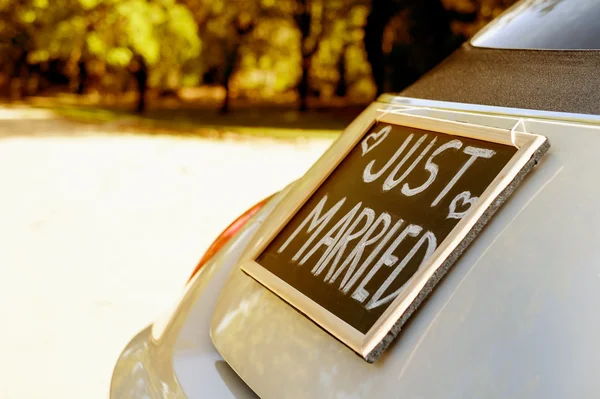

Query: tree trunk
220 19 255 114
298 59 309 112
76 60 87 95
364 0 394 97
295 0 313 112
335 44 348 98
9 51 29 100
220 77 231 114
220 48 238 114
134 59 148 114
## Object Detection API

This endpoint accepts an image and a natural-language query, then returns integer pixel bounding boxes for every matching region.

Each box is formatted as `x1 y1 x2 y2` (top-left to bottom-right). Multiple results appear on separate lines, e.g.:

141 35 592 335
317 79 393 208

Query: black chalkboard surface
257 122 517 333
245 114 549 362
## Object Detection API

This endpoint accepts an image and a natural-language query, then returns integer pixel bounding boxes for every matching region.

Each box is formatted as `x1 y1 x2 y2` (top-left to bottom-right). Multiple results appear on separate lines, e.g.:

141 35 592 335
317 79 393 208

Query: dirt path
0 108 332 398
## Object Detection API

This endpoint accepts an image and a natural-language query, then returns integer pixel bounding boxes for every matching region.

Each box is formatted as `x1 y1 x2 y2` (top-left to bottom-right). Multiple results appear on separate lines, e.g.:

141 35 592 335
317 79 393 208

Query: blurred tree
294 0 321 111
233 14 301 101
220 12 256 113
0 0 42 97
187 0 367 111
1 0 200 111
179 0 262 112
295 0 375 109
330 2 369 99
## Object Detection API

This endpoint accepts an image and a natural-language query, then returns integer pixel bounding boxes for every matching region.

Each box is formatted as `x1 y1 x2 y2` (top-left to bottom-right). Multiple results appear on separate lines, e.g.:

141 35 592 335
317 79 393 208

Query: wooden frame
241 107 549 362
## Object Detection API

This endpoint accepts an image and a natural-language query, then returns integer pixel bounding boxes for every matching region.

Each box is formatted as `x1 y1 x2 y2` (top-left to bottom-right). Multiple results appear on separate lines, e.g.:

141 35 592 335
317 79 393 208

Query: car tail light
187 195 273 283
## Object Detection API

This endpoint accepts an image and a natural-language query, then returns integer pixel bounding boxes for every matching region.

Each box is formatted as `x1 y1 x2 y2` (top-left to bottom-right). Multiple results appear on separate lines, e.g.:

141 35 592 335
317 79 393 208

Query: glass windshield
471 0 600 50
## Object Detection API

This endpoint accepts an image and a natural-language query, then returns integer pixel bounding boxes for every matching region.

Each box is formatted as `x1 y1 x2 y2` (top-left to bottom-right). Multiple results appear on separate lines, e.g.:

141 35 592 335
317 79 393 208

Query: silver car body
111 95 600 398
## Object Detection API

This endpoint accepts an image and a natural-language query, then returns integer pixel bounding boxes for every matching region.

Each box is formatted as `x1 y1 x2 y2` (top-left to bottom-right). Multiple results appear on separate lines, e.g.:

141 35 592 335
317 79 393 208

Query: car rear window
471 0 600 50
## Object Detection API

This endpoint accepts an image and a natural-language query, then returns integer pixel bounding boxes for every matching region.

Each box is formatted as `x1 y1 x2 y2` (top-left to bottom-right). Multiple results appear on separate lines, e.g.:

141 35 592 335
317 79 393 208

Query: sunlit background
0 0 519 112
0 1 521 398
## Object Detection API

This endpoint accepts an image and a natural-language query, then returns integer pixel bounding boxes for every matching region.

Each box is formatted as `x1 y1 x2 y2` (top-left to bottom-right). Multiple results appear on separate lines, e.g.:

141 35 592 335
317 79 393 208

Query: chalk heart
361 126 390 156
447 191 479 220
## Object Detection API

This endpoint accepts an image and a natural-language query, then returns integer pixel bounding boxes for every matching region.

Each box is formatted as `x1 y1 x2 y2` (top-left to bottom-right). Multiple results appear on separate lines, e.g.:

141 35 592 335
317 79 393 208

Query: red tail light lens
187 195 273 283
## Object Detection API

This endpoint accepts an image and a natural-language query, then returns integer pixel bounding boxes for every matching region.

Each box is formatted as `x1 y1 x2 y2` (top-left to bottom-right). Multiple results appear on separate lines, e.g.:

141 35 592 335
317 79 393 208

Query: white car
111 1 600 397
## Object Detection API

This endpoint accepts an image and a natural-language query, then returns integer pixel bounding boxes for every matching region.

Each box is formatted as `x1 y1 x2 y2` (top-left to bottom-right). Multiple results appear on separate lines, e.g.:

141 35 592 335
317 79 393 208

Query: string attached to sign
509 118 527 149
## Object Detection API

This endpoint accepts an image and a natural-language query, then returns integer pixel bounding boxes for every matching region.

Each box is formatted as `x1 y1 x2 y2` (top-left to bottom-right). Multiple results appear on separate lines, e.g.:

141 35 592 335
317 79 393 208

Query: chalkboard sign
242 111 549 362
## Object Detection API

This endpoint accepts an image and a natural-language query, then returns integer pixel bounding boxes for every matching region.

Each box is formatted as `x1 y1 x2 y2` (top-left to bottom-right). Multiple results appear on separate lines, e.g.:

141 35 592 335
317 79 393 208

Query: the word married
278 195 436 310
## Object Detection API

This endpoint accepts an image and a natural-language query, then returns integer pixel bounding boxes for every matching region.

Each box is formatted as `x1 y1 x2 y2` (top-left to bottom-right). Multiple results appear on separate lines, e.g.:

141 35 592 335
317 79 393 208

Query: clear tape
376 106 424 122
509 118 526 149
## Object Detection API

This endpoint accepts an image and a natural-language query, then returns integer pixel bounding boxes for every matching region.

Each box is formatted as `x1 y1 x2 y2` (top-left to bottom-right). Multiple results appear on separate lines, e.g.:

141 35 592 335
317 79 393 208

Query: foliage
0 0 521 107
1 0 200 94
310 1 375 101
233 16 302 97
